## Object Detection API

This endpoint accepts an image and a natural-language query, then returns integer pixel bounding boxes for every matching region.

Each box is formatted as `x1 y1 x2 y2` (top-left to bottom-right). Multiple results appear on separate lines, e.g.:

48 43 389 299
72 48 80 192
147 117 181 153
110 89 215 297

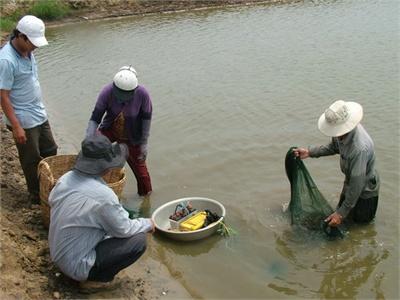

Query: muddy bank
0 122 163 299
54 0 298 21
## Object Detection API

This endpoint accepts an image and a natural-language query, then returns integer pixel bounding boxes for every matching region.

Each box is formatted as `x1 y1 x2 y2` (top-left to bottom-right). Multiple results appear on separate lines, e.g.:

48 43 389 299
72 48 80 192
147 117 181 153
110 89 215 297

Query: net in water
285 147 335 232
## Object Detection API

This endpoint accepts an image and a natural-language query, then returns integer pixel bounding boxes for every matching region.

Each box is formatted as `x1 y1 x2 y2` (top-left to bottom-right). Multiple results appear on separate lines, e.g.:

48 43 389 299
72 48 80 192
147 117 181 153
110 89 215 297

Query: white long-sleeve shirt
48 170 152 281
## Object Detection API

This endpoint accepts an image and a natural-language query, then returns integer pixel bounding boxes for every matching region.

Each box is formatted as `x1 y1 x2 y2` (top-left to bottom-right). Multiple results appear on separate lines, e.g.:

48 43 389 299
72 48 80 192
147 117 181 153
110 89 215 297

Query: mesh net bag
285 147 334 230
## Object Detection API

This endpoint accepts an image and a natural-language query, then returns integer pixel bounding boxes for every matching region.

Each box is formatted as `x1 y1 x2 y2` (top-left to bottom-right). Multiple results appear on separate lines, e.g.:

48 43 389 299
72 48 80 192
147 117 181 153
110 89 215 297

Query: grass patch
0 9 23 33
1 0 71 34
0 18 17 33
28 0 70 21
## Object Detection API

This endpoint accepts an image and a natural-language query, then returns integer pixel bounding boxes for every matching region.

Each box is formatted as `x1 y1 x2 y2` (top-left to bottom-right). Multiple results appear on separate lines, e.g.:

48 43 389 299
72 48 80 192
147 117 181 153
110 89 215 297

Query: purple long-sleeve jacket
88 83 152 146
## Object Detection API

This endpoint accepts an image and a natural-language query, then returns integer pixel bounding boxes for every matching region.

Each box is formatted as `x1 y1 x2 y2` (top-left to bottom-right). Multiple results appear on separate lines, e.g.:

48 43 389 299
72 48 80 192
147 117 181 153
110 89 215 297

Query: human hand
149 219 156 233
325 212 343 227
12 126 27 144
293 148 309 159
85 120 99 137
138 144 147 161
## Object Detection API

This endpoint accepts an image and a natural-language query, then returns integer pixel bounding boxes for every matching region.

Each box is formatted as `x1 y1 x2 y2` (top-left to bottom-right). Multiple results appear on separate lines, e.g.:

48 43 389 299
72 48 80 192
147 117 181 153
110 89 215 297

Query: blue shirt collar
9 38 32 59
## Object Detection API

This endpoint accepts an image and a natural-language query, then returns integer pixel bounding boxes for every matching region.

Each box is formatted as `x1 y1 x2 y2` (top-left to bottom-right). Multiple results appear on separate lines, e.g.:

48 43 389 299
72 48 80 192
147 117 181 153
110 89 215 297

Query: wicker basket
38 154 126 228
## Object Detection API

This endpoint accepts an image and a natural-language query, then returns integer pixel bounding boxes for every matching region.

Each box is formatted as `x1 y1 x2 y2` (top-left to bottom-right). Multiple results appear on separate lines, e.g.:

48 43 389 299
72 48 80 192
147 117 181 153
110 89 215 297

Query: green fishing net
285 147 334 230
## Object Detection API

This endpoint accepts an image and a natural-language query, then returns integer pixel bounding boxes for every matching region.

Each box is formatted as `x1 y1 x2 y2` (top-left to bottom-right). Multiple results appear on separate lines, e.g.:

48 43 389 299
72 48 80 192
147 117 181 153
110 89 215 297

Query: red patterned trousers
101 129 152 196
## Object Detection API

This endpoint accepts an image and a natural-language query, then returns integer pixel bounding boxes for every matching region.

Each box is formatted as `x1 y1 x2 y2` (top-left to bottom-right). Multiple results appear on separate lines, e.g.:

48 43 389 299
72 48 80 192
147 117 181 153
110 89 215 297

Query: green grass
28 0 70 21
0 18 17 33
0 9 22 33
1 1 71 34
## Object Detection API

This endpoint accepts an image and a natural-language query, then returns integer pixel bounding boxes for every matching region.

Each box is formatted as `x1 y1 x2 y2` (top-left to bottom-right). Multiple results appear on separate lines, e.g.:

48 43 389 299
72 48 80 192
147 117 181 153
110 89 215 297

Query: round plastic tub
151 197 226 241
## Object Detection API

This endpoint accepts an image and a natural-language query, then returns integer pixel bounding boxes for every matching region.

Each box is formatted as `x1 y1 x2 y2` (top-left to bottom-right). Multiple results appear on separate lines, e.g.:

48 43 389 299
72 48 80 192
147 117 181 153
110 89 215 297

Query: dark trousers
338 193 379 223
101 129 152 196
87 233 147 282
9 121 57 196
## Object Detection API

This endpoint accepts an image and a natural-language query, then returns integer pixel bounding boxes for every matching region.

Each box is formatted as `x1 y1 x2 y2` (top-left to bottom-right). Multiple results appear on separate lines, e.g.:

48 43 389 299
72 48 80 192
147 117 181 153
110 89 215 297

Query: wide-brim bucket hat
74 134 128 175
318 100 363 137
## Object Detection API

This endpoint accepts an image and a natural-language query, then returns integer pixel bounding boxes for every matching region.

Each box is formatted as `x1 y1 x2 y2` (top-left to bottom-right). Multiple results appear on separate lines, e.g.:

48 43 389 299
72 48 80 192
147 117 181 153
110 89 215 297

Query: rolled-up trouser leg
87 233 147 282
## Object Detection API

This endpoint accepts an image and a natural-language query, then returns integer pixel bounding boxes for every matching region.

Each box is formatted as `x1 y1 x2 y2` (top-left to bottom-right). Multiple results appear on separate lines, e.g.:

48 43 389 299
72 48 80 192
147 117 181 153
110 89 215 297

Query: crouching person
48 134 154 288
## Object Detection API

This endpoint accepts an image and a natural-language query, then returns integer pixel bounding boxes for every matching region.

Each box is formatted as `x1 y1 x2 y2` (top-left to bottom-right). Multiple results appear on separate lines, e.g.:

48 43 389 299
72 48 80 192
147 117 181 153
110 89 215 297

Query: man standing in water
293 100 379 227
0 15 58 204
86 66 152 197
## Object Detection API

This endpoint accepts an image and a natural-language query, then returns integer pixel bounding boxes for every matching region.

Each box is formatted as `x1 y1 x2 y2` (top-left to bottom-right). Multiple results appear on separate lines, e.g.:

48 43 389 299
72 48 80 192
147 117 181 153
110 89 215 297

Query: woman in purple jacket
86 66 152 196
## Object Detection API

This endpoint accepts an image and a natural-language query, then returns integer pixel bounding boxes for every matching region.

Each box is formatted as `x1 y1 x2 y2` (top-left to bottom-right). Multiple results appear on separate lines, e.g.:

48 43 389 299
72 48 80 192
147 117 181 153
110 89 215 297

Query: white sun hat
16 15 48 47
317 100 363 137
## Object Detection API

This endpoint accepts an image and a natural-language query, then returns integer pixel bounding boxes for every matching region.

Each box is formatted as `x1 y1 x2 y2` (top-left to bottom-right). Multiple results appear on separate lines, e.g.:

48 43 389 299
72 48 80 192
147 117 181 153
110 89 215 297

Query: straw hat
318 100 363 137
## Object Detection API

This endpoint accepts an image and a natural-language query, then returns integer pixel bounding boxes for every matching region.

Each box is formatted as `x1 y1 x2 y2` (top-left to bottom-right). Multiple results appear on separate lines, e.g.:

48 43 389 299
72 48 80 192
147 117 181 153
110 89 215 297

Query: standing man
293 100 380 227
0 15 58 204
86 66 152 196
49 134 154 287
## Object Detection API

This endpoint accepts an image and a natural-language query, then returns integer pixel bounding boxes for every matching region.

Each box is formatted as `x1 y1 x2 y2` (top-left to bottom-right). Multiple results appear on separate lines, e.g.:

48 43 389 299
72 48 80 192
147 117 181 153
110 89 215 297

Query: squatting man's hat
318 100 363 137
74 135 128 175
113 65 138 103
16 15 48 47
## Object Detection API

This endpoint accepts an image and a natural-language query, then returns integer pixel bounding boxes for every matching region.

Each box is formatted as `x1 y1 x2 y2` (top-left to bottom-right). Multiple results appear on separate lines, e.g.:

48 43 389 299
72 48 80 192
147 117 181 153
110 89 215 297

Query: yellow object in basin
179 211 207 231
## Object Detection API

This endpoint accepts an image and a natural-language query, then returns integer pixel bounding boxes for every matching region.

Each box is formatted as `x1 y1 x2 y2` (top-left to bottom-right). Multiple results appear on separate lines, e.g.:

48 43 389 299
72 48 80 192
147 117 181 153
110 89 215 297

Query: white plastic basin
151 197 226 241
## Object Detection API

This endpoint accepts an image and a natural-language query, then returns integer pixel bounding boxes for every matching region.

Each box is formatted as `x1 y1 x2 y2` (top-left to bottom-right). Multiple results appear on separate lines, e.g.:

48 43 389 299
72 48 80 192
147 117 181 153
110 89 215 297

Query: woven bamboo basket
38 154 126 228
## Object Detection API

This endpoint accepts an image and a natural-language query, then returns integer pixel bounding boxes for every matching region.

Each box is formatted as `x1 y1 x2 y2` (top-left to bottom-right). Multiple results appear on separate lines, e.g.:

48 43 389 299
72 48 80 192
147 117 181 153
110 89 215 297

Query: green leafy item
217 221 237 237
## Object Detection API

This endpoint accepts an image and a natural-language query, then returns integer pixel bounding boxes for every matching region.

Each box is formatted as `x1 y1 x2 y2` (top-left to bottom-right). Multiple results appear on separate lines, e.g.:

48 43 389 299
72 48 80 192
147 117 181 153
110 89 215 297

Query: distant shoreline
1 0 300 44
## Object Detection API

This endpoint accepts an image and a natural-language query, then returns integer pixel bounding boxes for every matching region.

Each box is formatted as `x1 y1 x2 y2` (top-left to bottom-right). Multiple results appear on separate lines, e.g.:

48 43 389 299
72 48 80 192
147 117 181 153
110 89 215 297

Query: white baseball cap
16 15 48 47
112 66 138 102
318 100 363 137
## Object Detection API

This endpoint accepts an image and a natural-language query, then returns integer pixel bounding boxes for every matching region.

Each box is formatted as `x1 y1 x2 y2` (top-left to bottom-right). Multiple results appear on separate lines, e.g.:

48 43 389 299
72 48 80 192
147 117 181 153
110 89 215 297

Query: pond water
36 0 399 298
